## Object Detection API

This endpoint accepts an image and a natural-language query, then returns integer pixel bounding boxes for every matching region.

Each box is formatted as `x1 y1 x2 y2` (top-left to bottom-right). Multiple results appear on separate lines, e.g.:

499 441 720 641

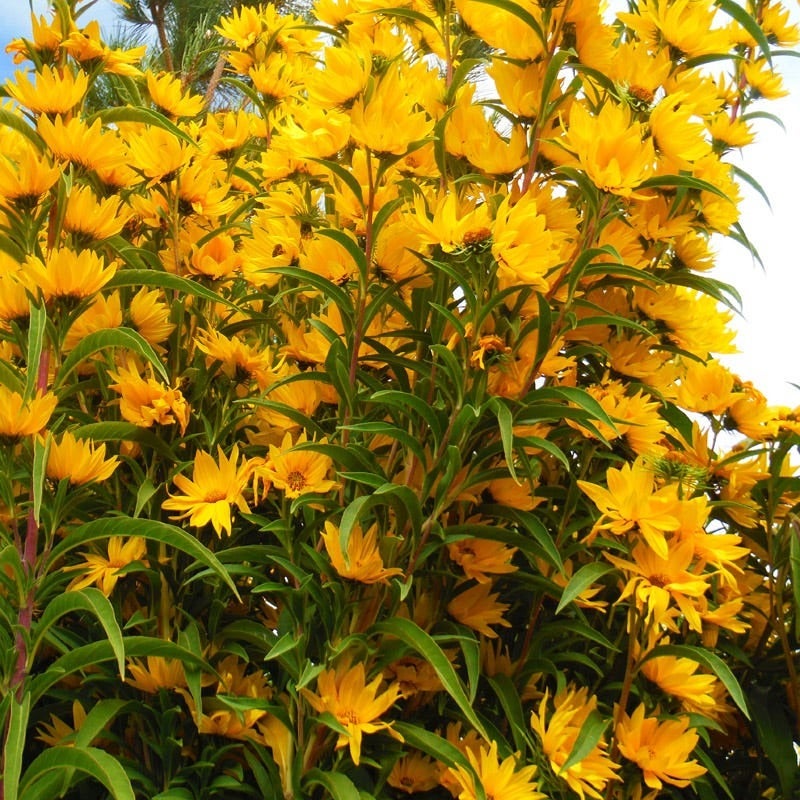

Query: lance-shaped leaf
638 644 749 719
57 327 169 385
371 617 489 740
3 693 31 800
33 588 125 677
556 563 616 615
20 746 135 800
46 517 240 600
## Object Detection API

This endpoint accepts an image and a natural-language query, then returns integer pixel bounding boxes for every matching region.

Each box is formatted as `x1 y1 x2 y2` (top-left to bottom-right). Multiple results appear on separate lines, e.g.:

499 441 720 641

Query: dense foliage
1 0 799 798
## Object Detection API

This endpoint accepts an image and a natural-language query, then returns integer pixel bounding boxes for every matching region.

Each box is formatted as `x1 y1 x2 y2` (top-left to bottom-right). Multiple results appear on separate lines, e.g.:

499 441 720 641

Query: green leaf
430 344 466 407
74 700 131 749
490 507 564 573
3 693 31 800
0 357 23 393
91 105 197 146
24 301 47 401
309 158 364 209
555 563 616 614
57 327 169 385
748 685 797 796
731 164 771 210
714 0 771 62
637 173 731 200
726 221 764 270
152 791 195 800
325 337 355 413
432 445 463 512
666 270 742 313
549 619 620 653
444 58 483 104
176 622 205 726
531 386 617 432
134 479 158 519
791 522 800 639
372 482 423 538
20 746 135 800
392 722 471 770
488 674 533 753
741 109 786 130
245 396 328 440
33 588 125 677
371 618 489 740
695 747 735 800
337 470 386 489
317 227 369 283
566 246 623 298
0 545 25 601
429 301 467 340
219 76 266 109
338 484 421 564
392 723 486 800
539 48 573 118
32 433 50 527
270 266 355 322
339 422 428 466
105 268 240 312
304 768 364 800
0 109 45 150
572 314 653 338
518 435 571 472
470 0 546 50
680 51 745 70
369 389 444 446
378 5 437 25
71 422 178 462
264 631 302 662
560 709 608 773
568 62 618 96
639 645 749 719
581 261 665 284
47 517 240 601
487 397 517 482
532 293 553 371
371 197 406 247
436 626 481 705
29 637 208 704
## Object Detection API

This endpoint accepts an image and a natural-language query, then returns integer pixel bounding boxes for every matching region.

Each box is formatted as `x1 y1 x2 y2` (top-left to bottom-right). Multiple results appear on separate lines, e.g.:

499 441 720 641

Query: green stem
605 604 642 800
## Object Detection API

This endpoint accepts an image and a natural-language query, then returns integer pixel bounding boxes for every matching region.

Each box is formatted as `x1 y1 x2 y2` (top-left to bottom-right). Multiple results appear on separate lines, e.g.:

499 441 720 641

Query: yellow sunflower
0 387 58 441
46 430 119 486
301 661 401 765
162 445 252 538
256 431 338 499
446 740 544 800
65 537 147 597
615 704 706 790
321 520 403 585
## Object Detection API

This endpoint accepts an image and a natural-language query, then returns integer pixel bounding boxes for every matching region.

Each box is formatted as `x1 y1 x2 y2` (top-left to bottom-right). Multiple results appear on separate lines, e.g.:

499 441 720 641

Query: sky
0 1 121 53
715 52 800 407
0 0 799 406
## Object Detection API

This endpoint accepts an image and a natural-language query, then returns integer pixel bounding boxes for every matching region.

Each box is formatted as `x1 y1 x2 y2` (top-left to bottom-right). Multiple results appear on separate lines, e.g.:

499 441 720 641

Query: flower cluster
0 0 798 798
